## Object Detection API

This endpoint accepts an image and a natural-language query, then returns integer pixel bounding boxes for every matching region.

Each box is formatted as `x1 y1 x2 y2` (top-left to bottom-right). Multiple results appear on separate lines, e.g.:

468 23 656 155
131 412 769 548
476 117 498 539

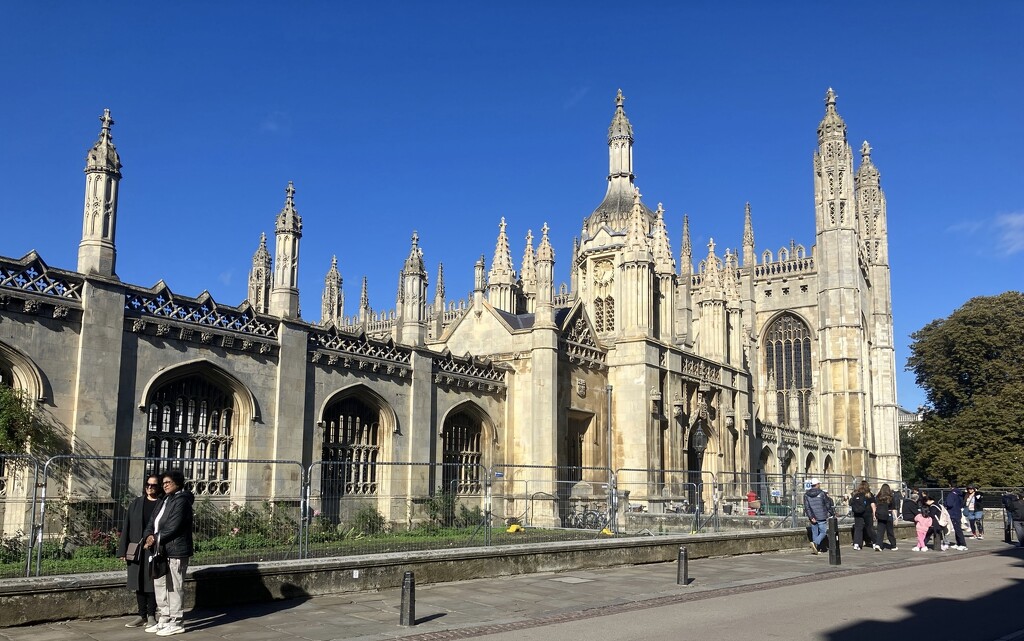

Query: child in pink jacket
913 511 933 551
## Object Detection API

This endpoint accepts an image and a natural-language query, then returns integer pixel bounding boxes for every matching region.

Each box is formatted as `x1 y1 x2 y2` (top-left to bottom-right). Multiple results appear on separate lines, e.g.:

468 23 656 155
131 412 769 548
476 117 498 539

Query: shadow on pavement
188 563 312 631
824 548 1024 641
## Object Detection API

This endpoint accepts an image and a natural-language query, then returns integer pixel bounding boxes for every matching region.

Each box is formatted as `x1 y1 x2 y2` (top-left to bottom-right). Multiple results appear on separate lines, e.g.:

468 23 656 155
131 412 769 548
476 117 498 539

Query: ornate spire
359 276 371 320
520 229 537 290
78 109 123 276
321 255 343 326
702 237 723 294
856 140 880 186
488 217 516 284
535 223 555 324
270 181 302 318
817 87 847 144
435 262 445 302
85 109 122 176
855 139 887 263
248 232 272 313
584 89 653 237
742 202 756 267
404 231 425 275
624 187 650 251
275 181 302 234
473 255 486 293
536 223 554 263
608 88 634 146
651 203 675 274
680 214 692 276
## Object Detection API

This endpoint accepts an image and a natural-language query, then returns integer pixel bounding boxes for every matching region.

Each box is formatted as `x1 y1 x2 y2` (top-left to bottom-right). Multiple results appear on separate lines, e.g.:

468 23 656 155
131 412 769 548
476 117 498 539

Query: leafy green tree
906 291 1024 486
0 384 37 454
0 384 66 458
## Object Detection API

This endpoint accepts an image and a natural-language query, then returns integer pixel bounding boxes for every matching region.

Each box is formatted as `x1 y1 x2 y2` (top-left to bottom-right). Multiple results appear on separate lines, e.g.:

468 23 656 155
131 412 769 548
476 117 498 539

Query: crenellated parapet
124 282 278 354
432 350 508 394
308 326 412 378
1 252 84 304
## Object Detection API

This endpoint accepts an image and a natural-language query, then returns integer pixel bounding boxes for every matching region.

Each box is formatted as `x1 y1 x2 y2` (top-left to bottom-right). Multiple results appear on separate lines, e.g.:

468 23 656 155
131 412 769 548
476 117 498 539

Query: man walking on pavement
804 478 833 554
944 482 968 550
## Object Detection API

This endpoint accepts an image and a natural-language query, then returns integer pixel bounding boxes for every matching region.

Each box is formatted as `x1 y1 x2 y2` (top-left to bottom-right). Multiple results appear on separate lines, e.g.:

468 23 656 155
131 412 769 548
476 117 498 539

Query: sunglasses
145 483 160 488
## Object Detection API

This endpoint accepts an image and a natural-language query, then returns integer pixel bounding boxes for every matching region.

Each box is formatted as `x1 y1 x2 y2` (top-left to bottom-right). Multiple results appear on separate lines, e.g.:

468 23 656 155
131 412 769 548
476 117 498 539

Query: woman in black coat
116 474 164 627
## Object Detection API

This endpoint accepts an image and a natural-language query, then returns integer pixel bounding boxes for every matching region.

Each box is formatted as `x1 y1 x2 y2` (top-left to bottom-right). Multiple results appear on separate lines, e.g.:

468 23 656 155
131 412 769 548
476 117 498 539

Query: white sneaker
852 544 861 550
873 544 882 551
145 621 165 633
891 546 899 551
156 624 184 636
957 545 968 551
977 535 984 540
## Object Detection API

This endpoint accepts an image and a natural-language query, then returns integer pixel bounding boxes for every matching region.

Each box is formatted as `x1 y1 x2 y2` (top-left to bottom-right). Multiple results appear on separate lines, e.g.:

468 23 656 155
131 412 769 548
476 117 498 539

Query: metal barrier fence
26 456 305 577
0 454 944 577
0 455 37 577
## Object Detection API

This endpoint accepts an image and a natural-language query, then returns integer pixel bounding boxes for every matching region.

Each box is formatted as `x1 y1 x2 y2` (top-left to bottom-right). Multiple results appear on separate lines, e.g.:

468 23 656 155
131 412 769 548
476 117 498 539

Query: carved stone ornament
52 305 69 319
200 332 214 344
155 324 170 337
132 318 146 333
576 378 587 398
179 328 194 341
23 300 39 314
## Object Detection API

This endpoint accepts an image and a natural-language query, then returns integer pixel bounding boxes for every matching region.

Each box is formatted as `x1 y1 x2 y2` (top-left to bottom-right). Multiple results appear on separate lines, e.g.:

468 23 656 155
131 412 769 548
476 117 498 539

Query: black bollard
399 571 416 626
1006 512 1013 544
676 546 689 585
827 516 841 566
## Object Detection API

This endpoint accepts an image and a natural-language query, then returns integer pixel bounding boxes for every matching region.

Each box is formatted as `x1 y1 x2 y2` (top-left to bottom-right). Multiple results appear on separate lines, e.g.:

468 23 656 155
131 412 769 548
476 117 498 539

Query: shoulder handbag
125 541 142 562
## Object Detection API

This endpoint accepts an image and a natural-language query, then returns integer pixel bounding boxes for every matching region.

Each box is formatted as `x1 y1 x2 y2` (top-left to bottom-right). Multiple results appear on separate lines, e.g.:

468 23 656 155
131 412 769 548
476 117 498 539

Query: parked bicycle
565 507 609 530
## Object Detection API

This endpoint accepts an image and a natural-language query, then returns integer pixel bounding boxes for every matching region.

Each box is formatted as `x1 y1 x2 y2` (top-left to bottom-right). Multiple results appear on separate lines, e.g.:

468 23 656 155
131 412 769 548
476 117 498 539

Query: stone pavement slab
0 536 1011 641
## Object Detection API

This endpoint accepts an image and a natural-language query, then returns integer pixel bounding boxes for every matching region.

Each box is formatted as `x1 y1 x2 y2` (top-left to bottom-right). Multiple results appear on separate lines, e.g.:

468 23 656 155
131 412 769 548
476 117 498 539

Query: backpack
901 497 920 522
875 497 891 521
849 493 868 515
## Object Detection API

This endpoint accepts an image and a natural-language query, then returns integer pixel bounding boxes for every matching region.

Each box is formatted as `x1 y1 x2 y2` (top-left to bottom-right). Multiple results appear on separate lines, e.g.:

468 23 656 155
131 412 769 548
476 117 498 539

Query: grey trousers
154 558 189 624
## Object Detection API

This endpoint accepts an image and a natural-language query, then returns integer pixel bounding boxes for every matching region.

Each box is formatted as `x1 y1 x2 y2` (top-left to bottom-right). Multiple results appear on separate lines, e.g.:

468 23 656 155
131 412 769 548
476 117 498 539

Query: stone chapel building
0 89 900 528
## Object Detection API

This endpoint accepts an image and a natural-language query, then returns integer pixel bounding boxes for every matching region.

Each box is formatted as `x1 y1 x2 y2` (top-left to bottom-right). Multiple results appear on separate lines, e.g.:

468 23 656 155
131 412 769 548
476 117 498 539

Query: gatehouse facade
0 90 900 529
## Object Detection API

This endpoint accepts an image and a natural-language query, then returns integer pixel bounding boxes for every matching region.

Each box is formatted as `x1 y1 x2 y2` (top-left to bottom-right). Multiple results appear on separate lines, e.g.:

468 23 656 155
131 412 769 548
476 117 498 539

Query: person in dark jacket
116 474 164 628
1010 492 1024 548
803 479 833 554
850 480 881 551
944 483 968 550
142 469 195 636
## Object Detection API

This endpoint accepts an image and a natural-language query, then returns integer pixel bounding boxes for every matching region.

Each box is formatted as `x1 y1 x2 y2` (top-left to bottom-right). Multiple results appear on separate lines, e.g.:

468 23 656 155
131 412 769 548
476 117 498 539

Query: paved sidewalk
0 536 1012 641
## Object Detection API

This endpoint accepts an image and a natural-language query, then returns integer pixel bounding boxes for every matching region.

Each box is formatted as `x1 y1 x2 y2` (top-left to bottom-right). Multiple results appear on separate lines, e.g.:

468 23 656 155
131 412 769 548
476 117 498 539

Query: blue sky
2 3 1021 411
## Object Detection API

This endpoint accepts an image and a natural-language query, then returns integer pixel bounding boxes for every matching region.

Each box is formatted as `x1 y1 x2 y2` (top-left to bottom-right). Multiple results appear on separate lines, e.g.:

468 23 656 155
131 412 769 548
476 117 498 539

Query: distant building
0 90 900 529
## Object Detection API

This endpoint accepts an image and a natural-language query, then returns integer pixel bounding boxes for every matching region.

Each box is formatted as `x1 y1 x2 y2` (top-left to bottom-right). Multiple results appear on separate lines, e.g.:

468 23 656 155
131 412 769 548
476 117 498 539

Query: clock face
594 261 613 285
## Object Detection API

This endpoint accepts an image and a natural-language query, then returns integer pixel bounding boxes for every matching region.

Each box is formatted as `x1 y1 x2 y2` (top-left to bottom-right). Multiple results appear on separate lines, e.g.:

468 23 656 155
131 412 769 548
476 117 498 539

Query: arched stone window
145 375 234 495
321 396 380 498
763 313 813 429
441 410 482 494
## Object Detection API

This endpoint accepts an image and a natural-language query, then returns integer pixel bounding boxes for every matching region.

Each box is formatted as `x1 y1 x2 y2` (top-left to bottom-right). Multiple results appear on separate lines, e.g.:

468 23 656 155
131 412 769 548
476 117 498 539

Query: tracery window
763 313 813 429
145 375 234 495
441 410 482 494
593 297 615 332
321 396 380 497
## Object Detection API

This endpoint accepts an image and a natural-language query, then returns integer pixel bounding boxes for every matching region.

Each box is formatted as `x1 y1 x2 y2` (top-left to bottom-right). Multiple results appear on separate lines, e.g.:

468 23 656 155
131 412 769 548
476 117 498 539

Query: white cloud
218 271 233 286
259 112 292 135
563 86 590 111
994 212 1024 256
946 220 983 235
